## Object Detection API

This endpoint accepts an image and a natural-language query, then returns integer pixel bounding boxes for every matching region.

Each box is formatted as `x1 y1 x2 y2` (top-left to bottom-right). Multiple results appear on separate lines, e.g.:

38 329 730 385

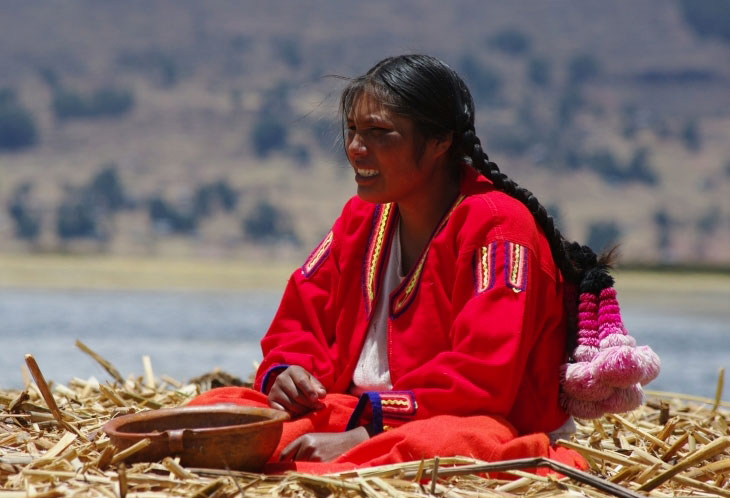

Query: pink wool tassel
561 362 613 402
573 292 599 362
593 346 647 388
561 284 660 419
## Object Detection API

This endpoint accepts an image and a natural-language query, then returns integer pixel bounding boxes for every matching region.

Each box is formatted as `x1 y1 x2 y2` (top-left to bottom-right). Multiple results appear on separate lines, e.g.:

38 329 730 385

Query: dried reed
1 346 727 497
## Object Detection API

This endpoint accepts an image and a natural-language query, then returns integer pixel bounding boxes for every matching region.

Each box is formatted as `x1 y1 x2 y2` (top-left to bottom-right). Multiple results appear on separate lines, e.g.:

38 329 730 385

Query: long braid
459 126 607 353
460 127 583 283
456 107 659 420
462 129 661 417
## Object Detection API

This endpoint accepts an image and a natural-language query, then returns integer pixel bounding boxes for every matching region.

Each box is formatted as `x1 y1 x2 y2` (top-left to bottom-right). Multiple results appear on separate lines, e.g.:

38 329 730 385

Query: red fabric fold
187 387 587 475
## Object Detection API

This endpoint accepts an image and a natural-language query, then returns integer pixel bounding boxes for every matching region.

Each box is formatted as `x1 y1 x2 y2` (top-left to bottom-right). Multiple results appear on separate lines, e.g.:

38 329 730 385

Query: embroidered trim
391 257 426 317
505 242 528 292
379 391 417 418
301 231 334 278
362 203 396 316
345 391 384 435
473 242 497 294
390 195 466 317
258 364 289 394
344 390 417 435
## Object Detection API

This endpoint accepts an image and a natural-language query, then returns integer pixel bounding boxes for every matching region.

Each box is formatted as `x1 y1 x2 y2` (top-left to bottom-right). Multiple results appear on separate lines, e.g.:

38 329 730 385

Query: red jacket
255 167 570 436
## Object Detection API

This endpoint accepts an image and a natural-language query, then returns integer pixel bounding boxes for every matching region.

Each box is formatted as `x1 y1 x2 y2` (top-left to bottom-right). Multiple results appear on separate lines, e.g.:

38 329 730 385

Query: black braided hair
340 54 615 351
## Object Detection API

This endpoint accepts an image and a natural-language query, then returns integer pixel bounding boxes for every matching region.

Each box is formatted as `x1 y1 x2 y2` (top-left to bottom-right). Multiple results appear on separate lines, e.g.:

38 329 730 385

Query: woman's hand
267 365 327 416
279 427 370 462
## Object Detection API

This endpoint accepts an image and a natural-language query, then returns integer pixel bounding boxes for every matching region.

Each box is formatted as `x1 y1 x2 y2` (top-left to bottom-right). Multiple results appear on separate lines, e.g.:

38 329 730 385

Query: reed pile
1 345 728 497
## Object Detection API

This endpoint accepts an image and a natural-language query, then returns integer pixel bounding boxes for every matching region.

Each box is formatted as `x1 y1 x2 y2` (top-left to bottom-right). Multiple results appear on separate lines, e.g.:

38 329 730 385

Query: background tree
459 54 502 105
625 148 658 186
53 87 134 121
679 0 730 43
251 116 288 157
55 165 130 242
243 200 298 245
87 165 128 212
487 27 531 56
148 197 197 235
567 54 600 86
556 90 584 127
681 119 701 152
653 209 674 262
192 180 239 218
527 56 551 88
56 194 102 241
695 205 721 259
0 89 38 151
116 50 180 88
586 220 622 252
274 37 302 69
7 183 41 242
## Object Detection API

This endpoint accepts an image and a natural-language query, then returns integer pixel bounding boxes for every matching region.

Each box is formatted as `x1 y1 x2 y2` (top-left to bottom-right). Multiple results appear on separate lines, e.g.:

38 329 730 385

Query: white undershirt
350 223 403 396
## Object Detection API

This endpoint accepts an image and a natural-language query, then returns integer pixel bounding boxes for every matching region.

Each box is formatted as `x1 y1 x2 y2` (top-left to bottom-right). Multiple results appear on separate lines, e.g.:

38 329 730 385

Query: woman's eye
346 126 389 138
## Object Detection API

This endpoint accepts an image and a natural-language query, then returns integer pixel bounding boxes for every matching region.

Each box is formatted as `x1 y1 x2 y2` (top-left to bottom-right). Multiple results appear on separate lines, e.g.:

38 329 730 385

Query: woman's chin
355 185 387 204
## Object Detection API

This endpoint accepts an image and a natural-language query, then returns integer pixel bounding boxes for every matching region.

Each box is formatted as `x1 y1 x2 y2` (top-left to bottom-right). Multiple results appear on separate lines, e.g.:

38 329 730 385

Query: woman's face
345 92 450 206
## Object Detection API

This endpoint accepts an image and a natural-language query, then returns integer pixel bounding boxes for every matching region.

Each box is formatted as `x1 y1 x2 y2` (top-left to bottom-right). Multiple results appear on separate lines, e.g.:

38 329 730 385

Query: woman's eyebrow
348 115 391 126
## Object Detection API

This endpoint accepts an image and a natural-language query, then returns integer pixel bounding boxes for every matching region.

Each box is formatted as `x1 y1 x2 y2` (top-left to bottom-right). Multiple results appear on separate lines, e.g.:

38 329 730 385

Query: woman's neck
397 172 460 274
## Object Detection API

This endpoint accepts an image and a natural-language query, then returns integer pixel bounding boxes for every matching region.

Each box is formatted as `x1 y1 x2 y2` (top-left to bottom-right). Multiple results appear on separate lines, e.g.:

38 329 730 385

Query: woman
190 54 657 471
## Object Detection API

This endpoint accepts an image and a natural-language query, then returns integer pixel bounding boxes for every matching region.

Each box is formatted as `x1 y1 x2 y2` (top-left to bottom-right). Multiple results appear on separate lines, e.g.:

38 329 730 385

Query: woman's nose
347 134 367 158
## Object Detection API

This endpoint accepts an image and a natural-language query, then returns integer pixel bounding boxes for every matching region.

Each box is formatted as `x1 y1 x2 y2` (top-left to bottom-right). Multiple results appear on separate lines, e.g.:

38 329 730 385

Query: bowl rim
102 403 290 440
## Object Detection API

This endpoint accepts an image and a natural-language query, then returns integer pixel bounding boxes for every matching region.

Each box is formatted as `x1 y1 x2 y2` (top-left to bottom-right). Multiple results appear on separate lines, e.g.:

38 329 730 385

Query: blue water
1 289 728 399
0 289 278 390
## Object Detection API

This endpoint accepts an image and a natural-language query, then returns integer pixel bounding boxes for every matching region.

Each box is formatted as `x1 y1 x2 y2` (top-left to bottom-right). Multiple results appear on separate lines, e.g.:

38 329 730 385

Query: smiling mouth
356 168 379 177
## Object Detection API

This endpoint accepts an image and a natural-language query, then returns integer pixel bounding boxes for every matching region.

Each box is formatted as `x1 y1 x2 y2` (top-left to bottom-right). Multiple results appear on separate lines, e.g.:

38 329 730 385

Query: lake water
1 288 728 399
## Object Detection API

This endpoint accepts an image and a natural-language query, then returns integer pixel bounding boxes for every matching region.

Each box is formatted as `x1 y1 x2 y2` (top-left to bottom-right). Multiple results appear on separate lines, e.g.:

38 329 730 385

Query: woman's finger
278 375 317 409
279 437 302 461
269 377 316 415
275 372 300 400
307 372 327 398
268 400 286 411
269 389 311 415
280 371 325 409
289 368 323 403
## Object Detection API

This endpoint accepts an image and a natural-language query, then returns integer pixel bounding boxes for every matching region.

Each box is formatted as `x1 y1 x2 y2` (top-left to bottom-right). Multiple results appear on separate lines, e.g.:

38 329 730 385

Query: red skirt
187 387 587 475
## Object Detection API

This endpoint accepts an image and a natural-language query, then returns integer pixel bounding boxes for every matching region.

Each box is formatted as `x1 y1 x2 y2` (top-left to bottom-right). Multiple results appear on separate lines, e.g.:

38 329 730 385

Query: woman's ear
430 132 454 158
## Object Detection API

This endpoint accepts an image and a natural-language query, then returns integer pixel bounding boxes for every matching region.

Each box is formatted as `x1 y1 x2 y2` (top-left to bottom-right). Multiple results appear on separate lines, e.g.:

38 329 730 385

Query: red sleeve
253 208 347 393
348 240 566 434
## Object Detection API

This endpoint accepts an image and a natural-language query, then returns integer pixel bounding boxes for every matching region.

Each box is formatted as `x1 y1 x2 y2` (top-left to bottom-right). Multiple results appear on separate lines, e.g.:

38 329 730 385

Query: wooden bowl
102 404 289 471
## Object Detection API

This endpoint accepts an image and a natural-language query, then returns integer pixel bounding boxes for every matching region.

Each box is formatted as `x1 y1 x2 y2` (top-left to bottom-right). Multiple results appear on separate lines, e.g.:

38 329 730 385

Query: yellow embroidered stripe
391 195 465 316
301 230 334 277
506 241 528 292
475 243 496 293
392 258 425 313
364 203 393 309
379 392 417 416
381 399 410 406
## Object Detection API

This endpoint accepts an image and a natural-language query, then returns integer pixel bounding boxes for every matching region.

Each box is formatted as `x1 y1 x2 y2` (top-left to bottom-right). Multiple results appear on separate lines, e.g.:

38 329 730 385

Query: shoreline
0 253 298 292
1 252 728 294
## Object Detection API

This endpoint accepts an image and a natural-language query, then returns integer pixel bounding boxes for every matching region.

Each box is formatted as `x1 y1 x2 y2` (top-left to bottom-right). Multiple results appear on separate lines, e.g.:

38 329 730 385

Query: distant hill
0 0 728 265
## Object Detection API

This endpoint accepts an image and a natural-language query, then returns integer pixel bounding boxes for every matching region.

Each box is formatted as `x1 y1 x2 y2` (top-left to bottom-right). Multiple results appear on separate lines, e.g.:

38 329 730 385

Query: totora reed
1 341 728 497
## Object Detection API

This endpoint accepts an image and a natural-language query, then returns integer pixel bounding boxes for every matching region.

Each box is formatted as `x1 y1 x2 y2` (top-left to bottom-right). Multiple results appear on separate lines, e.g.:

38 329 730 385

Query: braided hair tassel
560 266 660 419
